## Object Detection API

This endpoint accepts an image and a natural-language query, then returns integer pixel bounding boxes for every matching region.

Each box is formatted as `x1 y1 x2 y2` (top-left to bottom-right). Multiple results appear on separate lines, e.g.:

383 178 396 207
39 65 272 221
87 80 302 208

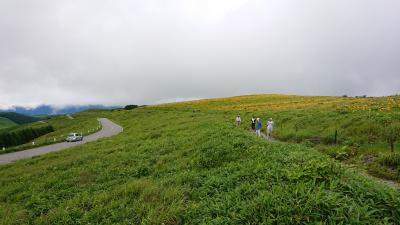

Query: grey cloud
1 0 399 109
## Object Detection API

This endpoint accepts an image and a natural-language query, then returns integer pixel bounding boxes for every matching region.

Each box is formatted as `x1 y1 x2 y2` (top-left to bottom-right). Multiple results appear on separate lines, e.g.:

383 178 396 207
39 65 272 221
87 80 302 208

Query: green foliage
321 145 358 161
1 108 400 224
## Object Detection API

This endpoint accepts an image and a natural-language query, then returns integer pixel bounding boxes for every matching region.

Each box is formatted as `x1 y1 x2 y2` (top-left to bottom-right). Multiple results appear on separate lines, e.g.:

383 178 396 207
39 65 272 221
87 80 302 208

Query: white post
54 137 56 142
2 147 5 151
32 142 35 146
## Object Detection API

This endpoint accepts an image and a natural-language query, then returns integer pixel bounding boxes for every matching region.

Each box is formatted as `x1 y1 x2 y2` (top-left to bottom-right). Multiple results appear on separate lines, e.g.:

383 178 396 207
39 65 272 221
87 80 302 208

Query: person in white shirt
266 118 274 140
236 115 242 126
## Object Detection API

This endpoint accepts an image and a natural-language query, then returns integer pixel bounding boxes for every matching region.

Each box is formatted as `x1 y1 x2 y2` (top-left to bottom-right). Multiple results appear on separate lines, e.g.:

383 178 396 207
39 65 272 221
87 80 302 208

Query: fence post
334 129 338 145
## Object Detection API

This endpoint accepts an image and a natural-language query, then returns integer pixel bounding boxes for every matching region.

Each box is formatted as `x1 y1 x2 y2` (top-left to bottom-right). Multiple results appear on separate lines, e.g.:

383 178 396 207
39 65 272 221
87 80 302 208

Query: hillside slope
157 94 400 112
157 94 400 144
1 107 399 224
0 112 40 125
0 117 17 129
158 94 400 181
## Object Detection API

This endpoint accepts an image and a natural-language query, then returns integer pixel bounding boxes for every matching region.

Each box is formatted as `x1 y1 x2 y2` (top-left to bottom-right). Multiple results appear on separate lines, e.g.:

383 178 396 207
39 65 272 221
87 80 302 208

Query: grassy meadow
1 96 400 224
157 94 400 182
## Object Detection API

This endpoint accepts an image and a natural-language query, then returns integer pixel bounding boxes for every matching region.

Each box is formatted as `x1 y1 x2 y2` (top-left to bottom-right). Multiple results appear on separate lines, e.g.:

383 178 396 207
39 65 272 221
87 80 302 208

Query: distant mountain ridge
1 105 120 116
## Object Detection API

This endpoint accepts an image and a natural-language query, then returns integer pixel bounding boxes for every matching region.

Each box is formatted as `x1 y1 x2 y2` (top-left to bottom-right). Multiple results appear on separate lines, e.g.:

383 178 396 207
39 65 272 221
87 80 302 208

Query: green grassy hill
0 112 41 125
1 98 400 224
0 117 17 129
157 94 400 182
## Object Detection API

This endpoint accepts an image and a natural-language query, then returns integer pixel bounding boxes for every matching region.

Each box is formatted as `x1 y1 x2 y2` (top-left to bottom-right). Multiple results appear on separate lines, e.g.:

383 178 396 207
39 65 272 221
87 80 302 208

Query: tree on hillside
0 125 54 148
382 124 400 152
124 105 138 110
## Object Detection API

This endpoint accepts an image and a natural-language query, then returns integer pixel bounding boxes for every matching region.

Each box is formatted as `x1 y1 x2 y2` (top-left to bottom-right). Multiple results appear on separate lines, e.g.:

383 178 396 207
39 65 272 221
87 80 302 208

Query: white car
66 133 83 142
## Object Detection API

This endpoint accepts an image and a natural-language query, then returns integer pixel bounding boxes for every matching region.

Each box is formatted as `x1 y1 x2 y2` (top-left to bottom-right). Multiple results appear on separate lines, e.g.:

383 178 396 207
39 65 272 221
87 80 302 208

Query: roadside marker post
2 147 5 151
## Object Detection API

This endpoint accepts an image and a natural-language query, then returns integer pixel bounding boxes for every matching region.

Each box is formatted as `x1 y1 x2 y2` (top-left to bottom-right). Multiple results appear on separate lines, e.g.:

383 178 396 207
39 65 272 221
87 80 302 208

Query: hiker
255 118 262 137
236 115 242 126
251 116 256 130
267 118 274 140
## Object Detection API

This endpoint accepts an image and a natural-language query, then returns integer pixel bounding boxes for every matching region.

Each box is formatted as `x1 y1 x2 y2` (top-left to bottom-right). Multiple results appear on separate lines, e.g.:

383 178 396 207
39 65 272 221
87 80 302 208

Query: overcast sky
1 0 400 108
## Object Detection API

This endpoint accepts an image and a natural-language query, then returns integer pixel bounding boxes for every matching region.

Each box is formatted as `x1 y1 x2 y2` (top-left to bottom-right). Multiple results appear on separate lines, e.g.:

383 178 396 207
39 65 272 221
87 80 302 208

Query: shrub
323 146 357 161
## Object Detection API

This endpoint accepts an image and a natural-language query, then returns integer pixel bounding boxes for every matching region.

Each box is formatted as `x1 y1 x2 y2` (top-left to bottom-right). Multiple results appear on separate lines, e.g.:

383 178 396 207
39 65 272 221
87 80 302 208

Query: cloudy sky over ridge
1 0 400 108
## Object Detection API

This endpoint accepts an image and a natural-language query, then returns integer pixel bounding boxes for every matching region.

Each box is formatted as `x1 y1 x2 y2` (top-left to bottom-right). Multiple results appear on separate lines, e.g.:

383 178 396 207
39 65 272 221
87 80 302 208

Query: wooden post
334 129 338 145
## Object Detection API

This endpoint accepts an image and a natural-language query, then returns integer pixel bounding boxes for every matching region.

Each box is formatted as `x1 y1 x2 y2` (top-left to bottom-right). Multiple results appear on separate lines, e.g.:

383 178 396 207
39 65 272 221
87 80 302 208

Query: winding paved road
0 118 123 165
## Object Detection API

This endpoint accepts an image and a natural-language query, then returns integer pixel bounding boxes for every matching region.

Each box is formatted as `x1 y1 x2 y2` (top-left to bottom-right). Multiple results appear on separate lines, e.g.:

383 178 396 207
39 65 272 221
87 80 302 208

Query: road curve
0 118 123 165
